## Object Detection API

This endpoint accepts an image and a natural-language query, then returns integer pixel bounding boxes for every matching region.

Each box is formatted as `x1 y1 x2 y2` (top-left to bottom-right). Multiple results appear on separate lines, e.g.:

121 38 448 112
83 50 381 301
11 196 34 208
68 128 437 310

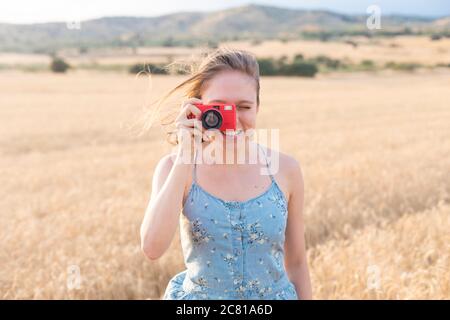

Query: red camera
188 103 236 131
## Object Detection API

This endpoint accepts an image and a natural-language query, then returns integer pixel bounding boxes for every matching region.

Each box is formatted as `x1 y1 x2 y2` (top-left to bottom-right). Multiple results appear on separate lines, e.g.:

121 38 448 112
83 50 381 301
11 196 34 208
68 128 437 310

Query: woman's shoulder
155 152 177 170
262 146 302 174
152 152 180 181
262 146 304 196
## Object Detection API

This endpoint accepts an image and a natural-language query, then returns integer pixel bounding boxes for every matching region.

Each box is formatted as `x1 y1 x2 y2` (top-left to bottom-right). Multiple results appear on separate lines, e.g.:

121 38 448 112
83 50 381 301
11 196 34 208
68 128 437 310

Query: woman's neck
199 137 259 166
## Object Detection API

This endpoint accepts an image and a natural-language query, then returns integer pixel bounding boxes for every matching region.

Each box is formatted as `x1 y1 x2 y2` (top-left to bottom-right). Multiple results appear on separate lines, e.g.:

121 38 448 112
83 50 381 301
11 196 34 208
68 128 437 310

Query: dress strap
192 148 198 183
258 144 275 182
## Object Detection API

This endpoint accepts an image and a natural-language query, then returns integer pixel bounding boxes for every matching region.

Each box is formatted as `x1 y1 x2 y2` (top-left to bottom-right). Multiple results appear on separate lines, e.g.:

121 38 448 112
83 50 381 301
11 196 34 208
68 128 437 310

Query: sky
1 0 449 24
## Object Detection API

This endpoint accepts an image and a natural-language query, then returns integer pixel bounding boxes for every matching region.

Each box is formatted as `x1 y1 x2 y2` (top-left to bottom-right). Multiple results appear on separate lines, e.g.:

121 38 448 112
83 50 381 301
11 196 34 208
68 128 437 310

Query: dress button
225 202 240 210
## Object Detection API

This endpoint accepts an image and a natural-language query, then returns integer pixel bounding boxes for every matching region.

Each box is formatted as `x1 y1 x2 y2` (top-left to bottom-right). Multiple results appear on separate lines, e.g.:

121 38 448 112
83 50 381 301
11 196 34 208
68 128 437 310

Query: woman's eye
238 106 251 109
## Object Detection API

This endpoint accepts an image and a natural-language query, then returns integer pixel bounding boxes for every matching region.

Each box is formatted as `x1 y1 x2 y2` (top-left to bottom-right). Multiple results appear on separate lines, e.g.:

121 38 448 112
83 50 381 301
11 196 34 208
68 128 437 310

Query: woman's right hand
174 98 209 161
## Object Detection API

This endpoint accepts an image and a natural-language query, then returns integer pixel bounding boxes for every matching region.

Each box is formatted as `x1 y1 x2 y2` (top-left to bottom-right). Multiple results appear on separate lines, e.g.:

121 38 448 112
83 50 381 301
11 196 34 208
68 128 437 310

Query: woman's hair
139 47 260 144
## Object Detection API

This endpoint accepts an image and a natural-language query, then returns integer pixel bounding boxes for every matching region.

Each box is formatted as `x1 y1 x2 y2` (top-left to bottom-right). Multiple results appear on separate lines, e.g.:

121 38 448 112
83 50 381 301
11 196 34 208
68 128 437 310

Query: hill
0 4 448 53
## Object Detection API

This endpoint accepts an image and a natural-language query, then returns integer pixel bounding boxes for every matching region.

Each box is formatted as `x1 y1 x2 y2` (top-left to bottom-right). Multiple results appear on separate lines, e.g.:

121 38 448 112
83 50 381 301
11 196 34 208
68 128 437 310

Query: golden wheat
0 68 449 299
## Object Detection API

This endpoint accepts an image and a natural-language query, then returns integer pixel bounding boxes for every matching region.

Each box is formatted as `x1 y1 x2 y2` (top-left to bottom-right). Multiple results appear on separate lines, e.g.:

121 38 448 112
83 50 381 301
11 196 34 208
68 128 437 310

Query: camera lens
201 109 222 129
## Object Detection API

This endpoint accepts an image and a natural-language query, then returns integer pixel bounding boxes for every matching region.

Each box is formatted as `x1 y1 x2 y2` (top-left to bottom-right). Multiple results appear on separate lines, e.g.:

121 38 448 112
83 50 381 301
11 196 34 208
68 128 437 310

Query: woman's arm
284 157 313 299
140 98 203 260
140 150 191 260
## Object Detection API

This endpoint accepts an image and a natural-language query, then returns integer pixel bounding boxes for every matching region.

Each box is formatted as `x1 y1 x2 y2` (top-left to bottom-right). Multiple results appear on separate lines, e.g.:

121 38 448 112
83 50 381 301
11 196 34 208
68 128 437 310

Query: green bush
257 58 278 76
50 57 70 73
257 56 318 77
129 63 168 75
280 61 318 77
207 40 219 49
435 63 450 68
385 61 421 71
310 55 341 69
430 34 442 41
162 37 175 47
293 54 304 62
359 59 376 70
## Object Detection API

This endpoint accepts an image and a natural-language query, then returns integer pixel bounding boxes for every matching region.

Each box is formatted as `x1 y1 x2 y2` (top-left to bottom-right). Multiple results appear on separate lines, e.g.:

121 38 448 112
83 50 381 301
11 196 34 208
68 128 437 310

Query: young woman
140 48 312 300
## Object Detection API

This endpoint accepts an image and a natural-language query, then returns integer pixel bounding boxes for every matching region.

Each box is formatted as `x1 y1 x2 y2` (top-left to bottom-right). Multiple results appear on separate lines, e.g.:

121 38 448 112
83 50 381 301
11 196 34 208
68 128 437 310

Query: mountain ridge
0 4 448 53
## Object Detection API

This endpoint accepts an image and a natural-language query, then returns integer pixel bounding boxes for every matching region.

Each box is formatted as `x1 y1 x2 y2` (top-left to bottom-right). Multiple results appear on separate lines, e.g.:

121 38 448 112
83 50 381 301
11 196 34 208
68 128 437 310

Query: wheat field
1 36 449 68
0 68 449 299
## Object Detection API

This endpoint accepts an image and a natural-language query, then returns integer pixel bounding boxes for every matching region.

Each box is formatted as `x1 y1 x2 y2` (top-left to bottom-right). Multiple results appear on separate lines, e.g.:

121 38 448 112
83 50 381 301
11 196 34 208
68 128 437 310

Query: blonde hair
139 47 260 144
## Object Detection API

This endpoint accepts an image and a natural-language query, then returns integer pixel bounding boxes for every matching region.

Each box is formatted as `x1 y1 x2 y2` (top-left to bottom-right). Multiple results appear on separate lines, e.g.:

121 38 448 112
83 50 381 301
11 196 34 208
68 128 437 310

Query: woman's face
201 70 259 138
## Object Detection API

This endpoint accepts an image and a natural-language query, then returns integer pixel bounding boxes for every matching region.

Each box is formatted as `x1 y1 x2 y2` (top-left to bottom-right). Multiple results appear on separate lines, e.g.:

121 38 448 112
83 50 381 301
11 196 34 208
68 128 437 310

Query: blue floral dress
163 144 299 300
